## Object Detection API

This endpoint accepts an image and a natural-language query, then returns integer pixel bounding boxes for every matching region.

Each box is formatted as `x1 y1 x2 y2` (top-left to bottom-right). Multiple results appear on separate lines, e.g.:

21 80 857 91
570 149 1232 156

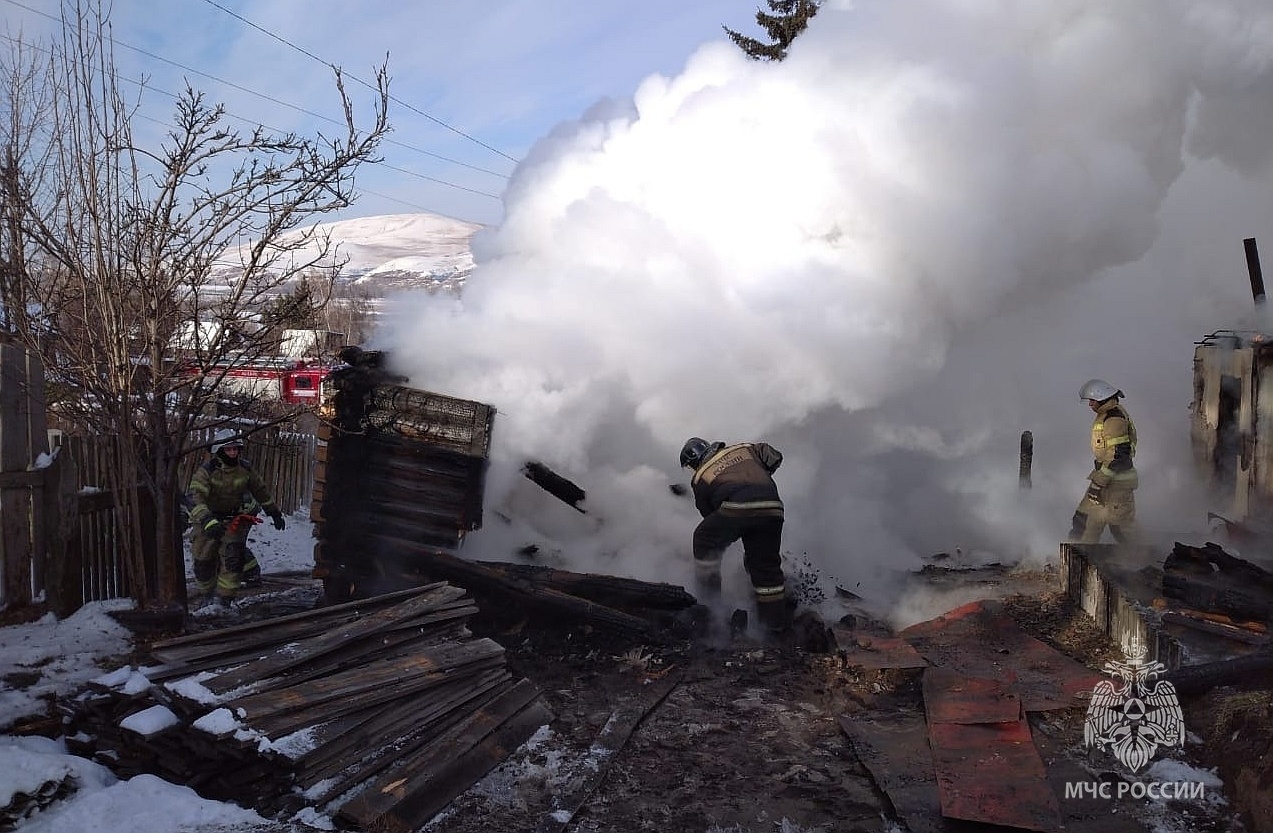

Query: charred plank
475 561 696 610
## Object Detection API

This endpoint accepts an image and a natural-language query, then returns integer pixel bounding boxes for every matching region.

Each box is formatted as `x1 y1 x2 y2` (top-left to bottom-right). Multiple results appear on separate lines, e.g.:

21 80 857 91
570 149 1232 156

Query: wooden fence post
0 344 34 608
27 353 49 594
44 443 83 618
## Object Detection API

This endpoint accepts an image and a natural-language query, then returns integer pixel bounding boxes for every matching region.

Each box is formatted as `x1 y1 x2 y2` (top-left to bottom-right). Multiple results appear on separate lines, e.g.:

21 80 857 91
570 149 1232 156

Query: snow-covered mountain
217 213 484 294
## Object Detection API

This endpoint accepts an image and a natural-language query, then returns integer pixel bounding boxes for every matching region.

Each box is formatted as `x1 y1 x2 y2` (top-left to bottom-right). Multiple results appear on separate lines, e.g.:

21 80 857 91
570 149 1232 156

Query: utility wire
137 102 491 218
201 0 521 165
1 29 500 218
121 38 510 179
0 0 510 180
128 92 502 201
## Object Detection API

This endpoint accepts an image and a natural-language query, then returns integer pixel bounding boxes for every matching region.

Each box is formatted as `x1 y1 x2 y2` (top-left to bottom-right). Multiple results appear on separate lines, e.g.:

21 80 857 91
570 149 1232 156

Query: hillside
214 212 483 294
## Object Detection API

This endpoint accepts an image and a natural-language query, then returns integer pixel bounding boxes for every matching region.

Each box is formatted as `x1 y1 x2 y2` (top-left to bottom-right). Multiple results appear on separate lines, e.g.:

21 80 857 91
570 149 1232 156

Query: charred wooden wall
1191 330 1273 519
313 352 495 602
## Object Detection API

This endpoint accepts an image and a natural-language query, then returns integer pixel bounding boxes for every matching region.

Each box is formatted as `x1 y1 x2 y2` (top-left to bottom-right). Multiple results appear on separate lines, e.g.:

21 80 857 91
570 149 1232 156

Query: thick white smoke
383 0 1273 623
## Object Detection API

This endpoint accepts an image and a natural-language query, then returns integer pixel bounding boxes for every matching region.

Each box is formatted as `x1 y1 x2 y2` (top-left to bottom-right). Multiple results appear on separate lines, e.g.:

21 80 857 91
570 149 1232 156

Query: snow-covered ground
0 509 326 832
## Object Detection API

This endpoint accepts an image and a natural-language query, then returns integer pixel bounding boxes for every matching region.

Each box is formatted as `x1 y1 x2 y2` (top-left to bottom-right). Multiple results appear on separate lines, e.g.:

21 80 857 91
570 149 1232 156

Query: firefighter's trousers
191 521 253 600
1069 486 1140 544
692 512 785 599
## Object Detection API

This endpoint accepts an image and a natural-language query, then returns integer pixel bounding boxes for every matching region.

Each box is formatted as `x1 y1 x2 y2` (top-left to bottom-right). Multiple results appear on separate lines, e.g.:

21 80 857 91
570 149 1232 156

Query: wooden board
900 599 1100 712
922 666 1022 725
334 678 549 829
839 713 946 833
927 718 1060 832
833 629 929 670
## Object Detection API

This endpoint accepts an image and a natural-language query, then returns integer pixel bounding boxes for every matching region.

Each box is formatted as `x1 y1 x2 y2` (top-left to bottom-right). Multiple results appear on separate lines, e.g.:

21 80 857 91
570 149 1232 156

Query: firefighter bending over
187 430 286 606
1069 379 1141 544
680 436 791 635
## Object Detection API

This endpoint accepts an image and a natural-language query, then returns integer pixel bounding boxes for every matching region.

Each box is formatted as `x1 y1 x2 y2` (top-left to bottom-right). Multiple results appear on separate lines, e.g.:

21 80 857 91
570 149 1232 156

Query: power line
120 38 510 179
200 0 522 165
0 0 511 181
0 29 501 219
129 97 502 202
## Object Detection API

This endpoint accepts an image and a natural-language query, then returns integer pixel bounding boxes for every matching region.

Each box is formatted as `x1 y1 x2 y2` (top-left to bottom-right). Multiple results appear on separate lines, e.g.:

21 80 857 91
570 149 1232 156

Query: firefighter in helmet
186 429 286 606
1069 379 1140 544
679 436 791 635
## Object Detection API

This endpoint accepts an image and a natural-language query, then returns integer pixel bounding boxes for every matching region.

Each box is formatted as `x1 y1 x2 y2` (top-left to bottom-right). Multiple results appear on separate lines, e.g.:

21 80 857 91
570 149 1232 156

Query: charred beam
374 536 655 636
523 460 586 512
1166 649 1273 698
476 561 697 610
1019 430 1033 489
1245 237 1266 306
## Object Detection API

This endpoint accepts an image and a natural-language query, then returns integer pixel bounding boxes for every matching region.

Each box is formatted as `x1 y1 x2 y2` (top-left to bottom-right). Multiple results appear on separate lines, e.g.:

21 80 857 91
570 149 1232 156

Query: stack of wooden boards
62 583 551 831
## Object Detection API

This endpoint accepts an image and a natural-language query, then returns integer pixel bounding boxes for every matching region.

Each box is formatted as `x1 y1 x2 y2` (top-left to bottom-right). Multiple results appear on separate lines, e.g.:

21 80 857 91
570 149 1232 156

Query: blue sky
3 0 760 226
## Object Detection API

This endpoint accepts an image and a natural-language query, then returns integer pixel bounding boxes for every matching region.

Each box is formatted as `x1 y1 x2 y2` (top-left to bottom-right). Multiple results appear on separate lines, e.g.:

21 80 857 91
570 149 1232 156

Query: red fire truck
182 359 330 405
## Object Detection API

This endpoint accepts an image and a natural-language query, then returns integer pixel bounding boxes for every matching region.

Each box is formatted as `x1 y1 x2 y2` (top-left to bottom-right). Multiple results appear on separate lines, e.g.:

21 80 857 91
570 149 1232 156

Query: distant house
170 319 270 355
280 329 346 359
170 321 227 354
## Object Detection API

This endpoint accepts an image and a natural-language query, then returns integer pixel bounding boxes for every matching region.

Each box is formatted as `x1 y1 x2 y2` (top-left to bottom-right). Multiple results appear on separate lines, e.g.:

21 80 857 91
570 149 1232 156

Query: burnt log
1166 648 1273 698
1161 541 1273 623
475 561 696 611
1019 430 1033 489
523 460 586 512
1159 611 1270 646
374 536 655 636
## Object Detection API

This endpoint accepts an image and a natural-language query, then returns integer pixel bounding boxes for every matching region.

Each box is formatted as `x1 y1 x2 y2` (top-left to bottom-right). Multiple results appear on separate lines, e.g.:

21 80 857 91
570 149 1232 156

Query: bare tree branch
0 0 391 606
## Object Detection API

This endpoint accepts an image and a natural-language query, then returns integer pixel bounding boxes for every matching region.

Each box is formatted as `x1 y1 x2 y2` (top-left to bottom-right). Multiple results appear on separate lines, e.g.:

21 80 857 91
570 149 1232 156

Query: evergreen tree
724 0 821 61
263 275 324 330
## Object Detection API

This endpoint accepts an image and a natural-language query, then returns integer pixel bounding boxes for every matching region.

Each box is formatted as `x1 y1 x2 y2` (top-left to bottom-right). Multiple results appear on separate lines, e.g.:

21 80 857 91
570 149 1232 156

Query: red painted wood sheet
928 717 1061 832
900 599 1100 712
922 666 1022 725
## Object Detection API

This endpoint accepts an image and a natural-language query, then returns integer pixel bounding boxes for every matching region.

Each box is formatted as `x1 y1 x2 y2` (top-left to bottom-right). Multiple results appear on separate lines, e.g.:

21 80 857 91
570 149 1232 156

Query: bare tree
0 34 54 342
1 1 390 608
323 279 376 346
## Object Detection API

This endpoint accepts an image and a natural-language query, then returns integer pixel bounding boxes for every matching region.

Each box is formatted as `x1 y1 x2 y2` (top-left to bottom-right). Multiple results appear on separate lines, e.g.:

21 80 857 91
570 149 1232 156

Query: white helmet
1079 379 1122 403
210 428 246 455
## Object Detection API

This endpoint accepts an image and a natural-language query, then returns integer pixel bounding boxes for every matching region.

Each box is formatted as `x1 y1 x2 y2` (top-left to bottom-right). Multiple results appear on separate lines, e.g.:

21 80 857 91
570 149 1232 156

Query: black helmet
680 437 713 470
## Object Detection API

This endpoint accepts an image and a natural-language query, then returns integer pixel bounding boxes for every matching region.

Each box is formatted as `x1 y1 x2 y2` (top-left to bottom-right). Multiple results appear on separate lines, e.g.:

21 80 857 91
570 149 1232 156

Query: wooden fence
0 345 319 615
0 343 50 612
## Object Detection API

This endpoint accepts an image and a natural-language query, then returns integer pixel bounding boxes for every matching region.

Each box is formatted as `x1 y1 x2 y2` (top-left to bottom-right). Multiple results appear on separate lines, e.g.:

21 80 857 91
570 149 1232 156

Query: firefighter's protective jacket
1088 399 1138 489
690 442 785 519
187 457 279 527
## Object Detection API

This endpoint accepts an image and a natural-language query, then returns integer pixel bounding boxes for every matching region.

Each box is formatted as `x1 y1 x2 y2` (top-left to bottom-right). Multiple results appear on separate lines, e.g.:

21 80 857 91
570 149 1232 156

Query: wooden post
1245 237 1266 306
44 444 83 618
1018 431 1033 490
27 353 49 596
0 344 33 607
